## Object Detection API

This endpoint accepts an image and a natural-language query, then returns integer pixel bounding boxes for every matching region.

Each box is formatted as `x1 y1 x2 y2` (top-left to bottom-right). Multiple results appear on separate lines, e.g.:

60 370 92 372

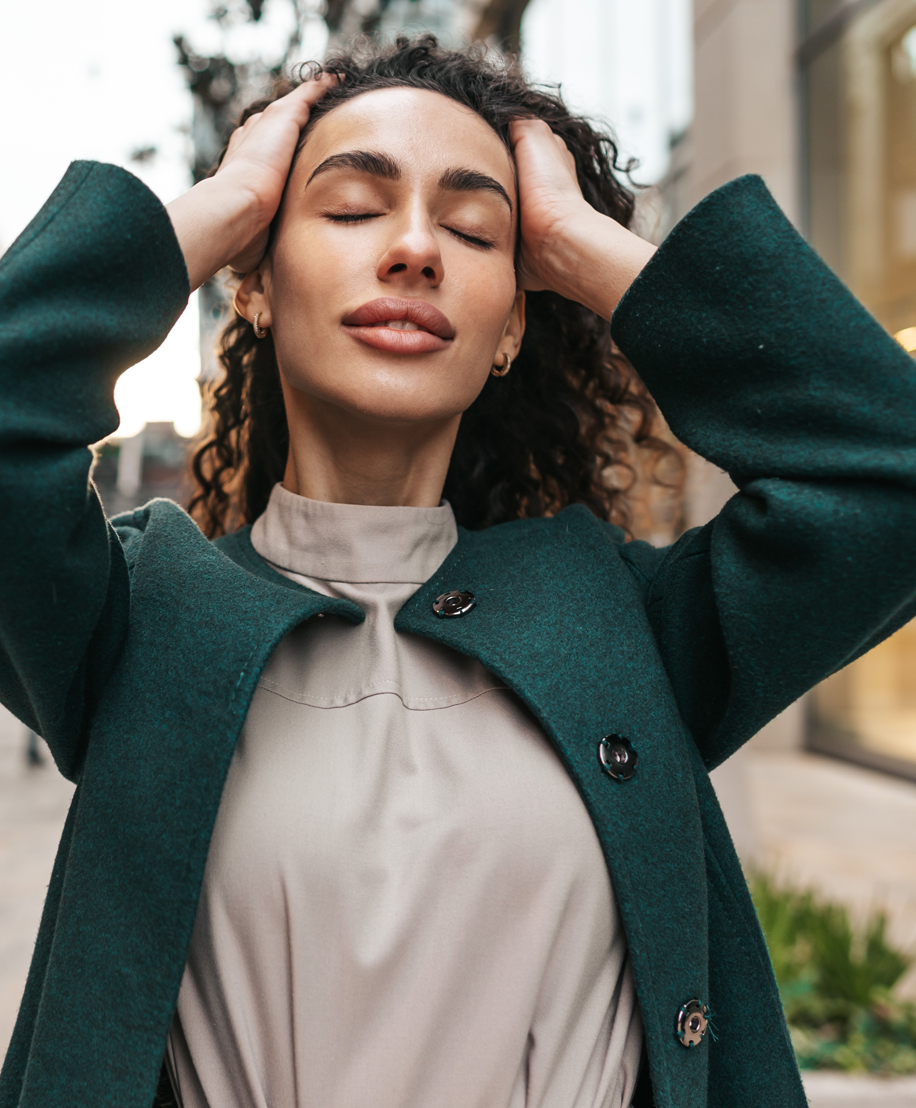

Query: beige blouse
167 484 643 1108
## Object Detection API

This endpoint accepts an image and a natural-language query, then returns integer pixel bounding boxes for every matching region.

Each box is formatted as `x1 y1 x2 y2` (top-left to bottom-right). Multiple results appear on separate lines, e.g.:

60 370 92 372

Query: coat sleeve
611 174 916 770
0 161 189 778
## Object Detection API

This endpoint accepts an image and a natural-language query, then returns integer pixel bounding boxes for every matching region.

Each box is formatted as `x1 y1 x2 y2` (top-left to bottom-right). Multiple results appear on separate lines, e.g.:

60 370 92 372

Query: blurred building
93 424 193 519
521 0 693 185
667 0 916 780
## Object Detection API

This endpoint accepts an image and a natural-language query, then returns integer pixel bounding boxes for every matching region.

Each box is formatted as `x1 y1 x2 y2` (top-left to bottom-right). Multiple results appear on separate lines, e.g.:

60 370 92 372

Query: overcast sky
1 0 691 438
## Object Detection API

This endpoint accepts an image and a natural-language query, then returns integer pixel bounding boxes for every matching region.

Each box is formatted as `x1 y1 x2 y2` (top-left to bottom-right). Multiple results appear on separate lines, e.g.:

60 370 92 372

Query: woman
1 33 914 1108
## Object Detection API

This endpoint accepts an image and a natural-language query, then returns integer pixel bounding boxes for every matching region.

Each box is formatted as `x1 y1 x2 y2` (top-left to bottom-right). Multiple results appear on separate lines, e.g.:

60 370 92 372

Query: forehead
297 87 514 185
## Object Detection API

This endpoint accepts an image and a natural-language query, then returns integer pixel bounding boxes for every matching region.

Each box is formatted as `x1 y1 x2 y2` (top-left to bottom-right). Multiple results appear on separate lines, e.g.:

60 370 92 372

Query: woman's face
240 87 525 427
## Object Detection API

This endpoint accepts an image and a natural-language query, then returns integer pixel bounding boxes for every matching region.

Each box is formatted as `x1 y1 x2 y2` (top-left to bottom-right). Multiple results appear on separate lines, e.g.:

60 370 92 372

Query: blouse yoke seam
256 680 509 710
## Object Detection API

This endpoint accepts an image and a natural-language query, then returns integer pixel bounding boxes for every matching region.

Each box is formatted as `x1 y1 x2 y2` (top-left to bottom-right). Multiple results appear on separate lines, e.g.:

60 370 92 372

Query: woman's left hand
510 118 657 320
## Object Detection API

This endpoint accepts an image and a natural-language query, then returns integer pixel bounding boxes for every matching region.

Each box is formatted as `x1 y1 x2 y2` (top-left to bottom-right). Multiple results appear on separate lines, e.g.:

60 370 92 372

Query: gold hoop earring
253 312 269 339
490 353 511 378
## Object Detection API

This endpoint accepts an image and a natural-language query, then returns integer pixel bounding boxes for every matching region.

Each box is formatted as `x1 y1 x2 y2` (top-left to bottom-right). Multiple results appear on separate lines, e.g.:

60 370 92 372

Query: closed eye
325 212 494 248
326 212 382 223
446 227 495 249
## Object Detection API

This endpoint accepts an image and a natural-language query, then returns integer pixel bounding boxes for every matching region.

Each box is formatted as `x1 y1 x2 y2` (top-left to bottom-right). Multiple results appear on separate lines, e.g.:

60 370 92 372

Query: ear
233 266 273 329
499 290 526 359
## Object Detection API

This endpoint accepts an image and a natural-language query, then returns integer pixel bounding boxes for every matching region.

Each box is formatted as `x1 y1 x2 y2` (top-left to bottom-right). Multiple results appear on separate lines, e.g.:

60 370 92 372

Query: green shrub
750 873 916 1073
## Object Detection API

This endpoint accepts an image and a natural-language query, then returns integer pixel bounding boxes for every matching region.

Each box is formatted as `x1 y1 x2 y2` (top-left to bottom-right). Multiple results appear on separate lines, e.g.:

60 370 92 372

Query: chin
285 363 483 426
335 385 470 426
287 372 476 423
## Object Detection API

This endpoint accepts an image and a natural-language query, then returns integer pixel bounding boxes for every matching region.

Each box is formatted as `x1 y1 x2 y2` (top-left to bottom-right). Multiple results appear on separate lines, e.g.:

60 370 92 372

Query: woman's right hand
166 75 337 291
510 118 656 321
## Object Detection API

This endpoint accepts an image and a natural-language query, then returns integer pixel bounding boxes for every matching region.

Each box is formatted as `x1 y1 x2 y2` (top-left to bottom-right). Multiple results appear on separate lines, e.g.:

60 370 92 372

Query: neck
281 388 460 508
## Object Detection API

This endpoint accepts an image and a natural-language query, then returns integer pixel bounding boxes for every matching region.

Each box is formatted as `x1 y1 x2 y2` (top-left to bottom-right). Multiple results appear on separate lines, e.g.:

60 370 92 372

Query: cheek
446 251 518 343
268 233 351 328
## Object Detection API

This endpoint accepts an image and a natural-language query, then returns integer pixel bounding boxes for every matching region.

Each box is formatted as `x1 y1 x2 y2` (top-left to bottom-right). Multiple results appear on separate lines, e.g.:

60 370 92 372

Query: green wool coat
1 161 915 1108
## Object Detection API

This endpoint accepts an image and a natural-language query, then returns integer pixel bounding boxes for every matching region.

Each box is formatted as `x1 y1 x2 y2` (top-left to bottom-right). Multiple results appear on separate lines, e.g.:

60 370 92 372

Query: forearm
612 175 916 483
0 163 190 442
613 175 916 767
0 161 187 769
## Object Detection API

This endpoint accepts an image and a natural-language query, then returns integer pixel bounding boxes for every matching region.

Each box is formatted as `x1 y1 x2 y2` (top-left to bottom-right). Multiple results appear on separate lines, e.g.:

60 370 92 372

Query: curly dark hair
188 33 677 538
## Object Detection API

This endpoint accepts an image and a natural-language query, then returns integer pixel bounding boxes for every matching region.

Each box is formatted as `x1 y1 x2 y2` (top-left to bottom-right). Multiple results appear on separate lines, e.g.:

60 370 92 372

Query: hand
167 74 337 290
509 118 656 320
510 118 588 293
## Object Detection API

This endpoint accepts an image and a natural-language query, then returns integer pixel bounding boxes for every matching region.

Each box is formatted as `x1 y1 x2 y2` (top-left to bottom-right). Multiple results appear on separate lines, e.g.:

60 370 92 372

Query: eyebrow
438 166 513 212
307 150 401 186
306 150 513 211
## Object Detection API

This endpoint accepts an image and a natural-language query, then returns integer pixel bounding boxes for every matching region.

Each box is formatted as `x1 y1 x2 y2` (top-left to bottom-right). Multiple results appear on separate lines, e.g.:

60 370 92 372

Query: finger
307 70 343 100
228 74 339 152
223 110 262 152
509 117 553 148
221 119 257 163
235 112 262 137
552 133 578 176
511 119 579 188
269 71 341 125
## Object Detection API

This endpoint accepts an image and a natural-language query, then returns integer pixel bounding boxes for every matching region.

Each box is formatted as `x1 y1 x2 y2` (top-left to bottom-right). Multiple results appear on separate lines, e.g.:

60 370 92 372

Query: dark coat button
676 999 709 1047
597 734 638 781
432 590 476 618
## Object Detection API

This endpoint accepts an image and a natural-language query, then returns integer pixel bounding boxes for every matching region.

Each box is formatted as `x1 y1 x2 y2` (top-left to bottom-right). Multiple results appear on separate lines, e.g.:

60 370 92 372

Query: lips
342 297 455 355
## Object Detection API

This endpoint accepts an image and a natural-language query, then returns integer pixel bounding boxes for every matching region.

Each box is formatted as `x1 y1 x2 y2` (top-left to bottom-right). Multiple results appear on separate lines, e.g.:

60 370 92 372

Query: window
804 0 916 779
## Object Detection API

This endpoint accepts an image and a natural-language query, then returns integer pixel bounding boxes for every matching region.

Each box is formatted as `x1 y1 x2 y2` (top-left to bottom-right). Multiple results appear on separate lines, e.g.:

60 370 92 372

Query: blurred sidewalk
713 745 916 987
0 704 74 1056
803 1072 916 1107
3 702 916 1106
716 746 916 1105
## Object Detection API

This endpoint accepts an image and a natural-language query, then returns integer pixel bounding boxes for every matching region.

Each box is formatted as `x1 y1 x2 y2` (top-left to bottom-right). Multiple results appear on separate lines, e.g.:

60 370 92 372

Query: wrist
547 207 656 321
166 177 261 291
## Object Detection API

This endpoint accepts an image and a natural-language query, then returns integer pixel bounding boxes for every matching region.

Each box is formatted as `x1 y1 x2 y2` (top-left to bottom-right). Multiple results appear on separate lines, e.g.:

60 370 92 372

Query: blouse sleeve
611 174 916 770
0 161 189 779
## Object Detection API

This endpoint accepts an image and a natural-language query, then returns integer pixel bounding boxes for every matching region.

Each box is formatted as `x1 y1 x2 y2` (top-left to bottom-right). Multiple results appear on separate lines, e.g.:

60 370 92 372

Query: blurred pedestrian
23 728 43 767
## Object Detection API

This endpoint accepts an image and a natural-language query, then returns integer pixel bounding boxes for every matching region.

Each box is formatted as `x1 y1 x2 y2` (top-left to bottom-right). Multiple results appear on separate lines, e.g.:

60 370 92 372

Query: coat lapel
395 505 711 1106
20 508 364 1108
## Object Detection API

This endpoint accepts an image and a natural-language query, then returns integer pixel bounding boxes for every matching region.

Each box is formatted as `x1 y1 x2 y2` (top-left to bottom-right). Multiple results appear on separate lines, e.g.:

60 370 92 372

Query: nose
376 207 443 287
